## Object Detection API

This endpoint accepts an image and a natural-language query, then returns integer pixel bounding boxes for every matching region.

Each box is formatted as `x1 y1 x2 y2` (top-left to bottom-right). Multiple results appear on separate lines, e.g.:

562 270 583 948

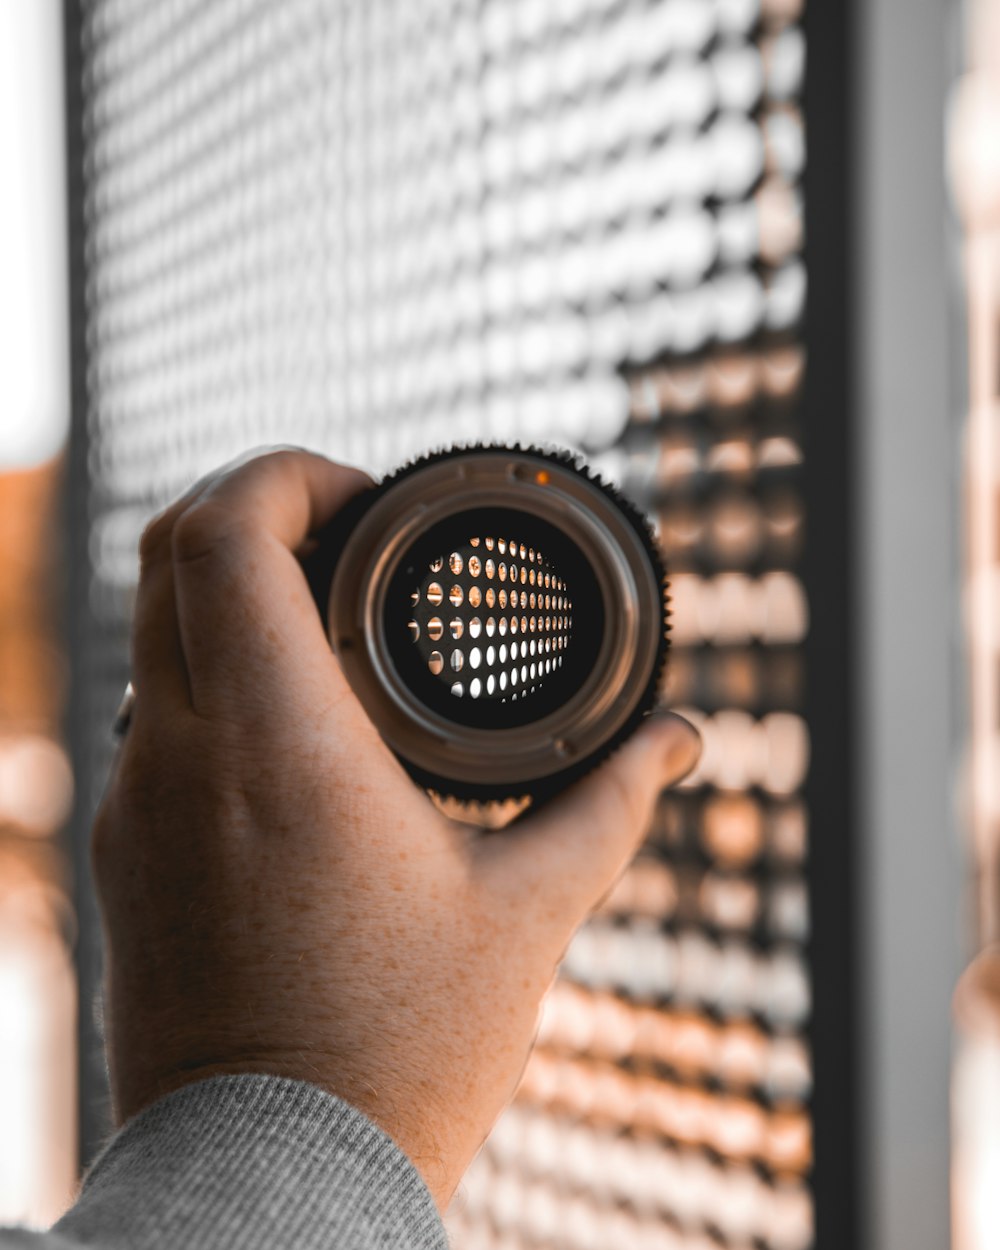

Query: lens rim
327 448 668 798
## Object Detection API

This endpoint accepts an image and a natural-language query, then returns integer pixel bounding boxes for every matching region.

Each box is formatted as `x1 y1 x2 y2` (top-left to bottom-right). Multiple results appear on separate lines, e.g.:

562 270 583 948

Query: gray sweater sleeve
1 1075 448 1250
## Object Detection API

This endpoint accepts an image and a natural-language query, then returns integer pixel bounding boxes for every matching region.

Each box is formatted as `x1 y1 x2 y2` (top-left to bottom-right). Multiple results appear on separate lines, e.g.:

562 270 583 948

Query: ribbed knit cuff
54 1075 448 1250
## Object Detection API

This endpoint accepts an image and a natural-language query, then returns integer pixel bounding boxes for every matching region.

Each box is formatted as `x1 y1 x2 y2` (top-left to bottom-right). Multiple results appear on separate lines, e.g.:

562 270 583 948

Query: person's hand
92 449 701 1210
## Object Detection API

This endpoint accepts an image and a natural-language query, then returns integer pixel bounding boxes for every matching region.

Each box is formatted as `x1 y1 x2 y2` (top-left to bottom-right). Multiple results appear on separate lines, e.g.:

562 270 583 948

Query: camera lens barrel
303 446 670 804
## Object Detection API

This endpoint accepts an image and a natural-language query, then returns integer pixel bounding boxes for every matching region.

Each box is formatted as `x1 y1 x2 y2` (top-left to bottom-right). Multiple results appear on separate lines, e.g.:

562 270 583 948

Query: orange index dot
535 469 550 485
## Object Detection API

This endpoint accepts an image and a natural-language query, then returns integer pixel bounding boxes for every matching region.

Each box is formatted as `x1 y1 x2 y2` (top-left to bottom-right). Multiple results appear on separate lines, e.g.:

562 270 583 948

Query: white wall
0 0 69 469
857 1 963 1247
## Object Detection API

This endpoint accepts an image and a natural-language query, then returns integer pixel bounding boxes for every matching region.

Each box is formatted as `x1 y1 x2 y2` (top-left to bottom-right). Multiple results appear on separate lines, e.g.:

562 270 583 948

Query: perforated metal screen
70 1 822 1246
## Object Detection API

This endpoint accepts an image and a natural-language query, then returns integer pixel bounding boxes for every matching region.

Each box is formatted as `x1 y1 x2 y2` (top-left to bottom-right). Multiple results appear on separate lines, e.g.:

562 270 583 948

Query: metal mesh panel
75 0 811 1245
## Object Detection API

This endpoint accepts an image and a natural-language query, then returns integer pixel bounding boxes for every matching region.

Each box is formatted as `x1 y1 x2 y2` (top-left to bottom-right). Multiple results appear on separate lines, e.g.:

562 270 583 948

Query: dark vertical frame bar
802 3 862 1250
62 0 110 1167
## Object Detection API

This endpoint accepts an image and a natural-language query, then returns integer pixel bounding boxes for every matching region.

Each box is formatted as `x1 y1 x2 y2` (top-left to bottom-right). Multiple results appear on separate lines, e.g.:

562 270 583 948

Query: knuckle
248 447 302 483
268 448 301 471
171 501 241 566
138 513 174 569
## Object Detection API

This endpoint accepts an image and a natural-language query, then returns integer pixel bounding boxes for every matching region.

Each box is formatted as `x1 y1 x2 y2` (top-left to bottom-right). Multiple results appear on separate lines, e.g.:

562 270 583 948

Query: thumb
485 712 701 934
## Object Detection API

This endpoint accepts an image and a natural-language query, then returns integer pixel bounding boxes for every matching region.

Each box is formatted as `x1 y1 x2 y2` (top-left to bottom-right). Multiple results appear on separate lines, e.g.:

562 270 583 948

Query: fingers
130 472 225 714
482 713 701 939
168 449 374 710
171 449 373 567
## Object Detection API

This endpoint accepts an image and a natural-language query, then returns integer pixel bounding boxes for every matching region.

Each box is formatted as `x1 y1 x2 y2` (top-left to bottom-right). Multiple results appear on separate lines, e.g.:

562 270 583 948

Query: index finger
169 448 374 709
172 448 373 564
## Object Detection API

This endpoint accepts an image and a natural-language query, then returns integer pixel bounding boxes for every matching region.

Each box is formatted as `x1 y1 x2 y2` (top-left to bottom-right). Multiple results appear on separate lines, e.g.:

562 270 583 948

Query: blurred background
0 0 996 1247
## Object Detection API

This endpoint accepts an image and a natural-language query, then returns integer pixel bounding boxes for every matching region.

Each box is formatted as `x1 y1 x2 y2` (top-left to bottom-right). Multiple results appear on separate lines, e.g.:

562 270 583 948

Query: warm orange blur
0 462 77 1227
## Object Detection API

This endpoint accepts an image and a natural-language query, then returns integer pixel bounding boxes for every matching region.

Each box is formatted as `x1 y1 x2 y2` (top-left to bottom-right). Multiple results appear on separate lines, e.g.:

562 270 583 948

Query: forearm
2 1075 446 1250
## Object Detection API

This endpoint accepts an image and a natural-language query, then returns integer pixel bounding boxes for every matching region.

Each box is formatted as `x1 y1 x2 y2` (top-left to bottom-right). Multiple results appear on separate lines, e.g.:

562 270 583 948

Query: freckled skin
95 450 700 1210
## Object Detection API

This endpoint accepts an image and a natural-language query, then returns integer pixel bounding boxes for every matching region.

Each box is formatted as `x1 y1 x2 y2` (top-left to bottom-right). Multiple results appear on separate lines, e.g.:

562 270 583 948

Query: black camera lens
303 446 670 806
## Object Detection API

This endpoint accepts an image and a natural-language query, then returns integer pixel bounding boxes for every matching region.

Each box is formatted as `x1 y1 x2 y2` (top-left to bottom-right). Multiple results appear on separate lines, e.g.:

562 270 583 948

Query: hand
93 449 701 1210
